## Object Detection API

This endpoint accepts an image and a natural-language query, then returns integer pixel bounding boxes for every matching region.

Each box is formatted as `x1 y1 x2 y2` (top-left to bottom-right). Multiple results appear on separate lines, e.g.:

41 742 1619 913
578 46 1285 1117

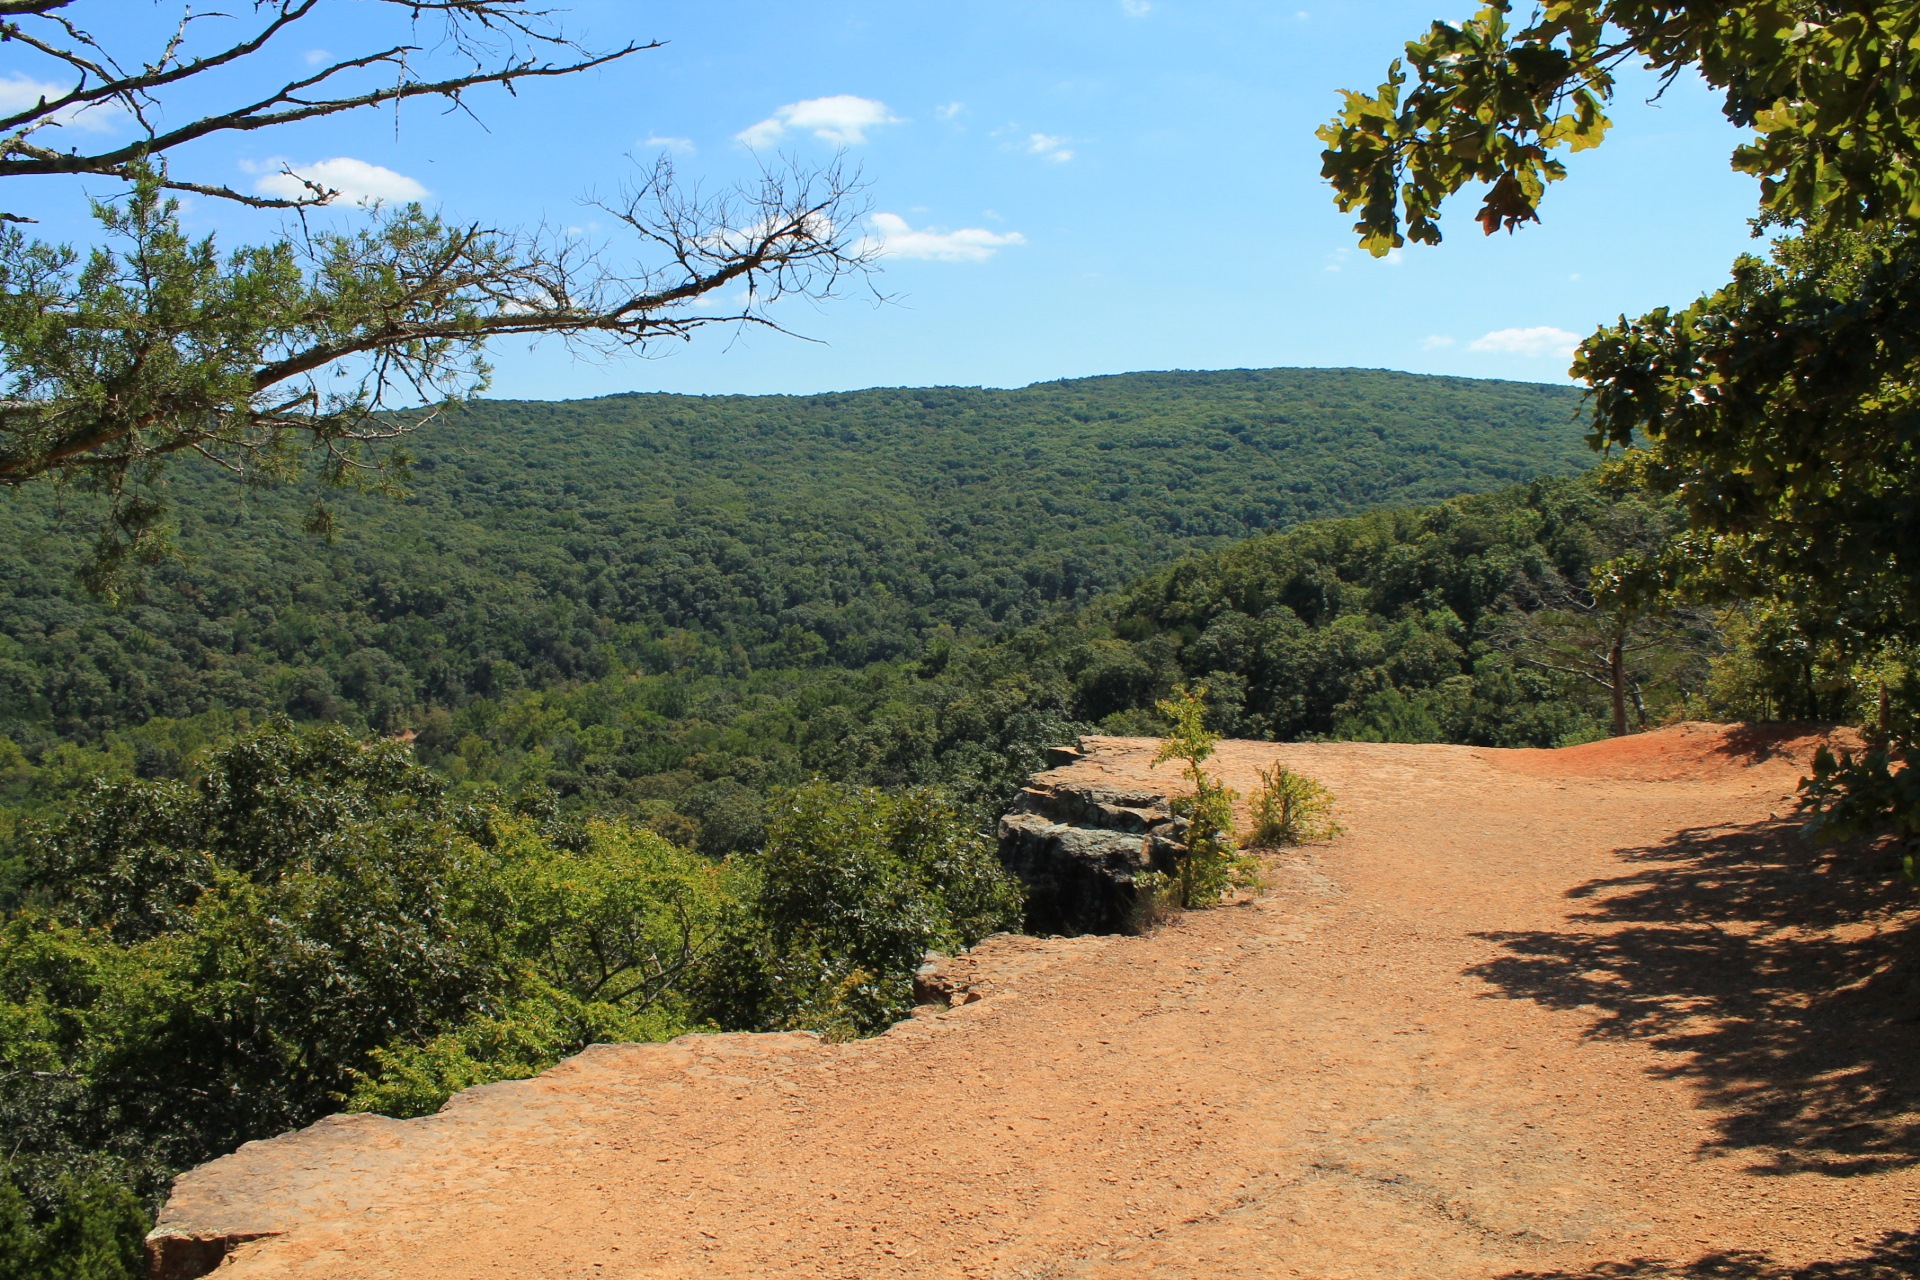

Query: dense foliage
0 368 1586 742
1325 3 1920 859
0 720 1018 1276
0 368 1587 846
1318 0 1920 255
1018 474 1732 746
1580 228 1920 724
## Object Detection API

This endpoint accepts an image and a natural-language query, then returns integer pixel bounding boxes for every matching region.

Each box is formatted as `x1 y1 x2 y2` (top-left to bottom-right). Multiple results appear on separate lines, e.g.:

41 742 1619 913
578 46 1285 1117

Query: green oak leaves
1320 2 1920 254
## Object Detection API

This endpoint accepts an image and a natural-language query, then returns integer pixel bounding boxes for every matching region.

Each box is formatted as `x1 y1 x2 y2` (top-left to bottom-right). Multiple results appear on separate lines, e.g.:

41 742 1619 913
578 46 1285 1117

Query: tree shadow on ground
1501 1231 1920 1278
1710 723 1841 768
1470 817 1920 1177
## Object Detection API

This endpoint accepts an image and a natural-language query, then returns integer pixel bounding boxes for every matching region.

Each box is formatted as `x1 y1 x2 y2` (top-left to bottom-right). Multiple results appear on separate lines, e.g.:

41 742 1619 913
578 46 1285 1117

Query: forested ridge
0 368 1584 748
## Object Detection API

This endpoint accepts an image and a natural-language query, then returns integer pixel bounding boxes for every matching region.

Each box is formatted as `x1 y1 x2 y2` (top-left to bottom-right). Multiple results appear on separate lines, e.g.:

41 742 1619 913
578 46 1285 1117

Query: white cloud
868 212 1025 262
935 101 965 121
253 157 429 206
1027 132 1074 163
692 286 753 313
1121 0 1152 14
0 73 122 132
304 48 331 66
1420 335 1456 351
737 95 900 148
1467 325 1582 359
644 134 696 153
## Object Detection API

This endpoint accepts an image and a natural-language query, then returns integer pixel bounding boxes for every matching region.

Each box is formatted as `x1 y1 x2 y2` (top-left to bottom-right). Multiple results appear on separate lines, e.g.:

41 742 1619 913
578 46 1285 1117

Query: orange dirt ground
167 724 1920 1279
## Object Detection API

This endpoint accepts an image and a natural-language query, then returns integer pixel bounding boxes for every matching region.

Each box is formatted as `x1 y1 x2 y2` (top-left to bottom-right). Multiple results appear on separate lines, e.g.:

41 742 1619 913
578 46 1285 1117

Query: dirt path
168 726 1920 1279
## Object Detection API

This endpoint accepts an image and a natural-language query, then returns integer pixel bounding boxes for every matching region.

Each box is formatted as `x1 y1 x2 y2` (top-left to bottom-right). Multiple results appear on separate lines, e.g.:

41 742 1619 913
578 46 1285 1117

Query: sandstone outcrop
996 739 1186 934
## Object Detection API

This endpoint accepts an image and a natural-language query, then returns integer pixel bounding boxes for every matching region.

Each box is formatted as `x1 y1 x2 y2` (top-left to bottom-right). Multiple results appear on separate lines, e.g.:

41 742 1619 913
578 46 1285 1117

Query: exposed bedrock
996 740 1185 935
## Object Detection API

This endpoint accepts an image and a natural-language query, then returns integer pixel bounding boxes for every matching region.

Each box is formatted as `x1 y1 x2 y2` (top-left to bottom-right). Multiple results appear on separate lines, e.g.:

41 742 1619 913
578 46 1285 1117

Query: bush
0 720 744 1267
1803 744 1920 878
0 1165 147 1280
0 720 1027 1275
702 781 1024 1038
1247 763 1343 847
1152 687 1260 909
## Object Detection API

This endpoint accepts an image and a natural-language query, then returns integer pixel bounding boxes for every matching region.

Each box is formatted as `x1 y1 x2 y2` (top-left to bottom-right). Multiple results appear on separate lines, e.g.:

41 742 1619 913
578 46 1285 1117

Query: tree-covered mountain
0 368 1586 749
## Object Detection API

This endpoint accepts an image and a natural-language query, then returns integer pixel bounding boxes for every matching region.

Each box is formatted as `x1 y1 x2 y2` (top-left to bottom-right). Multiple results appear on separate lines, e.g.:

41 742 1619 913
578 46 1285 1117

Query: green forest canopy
0 367 1586 747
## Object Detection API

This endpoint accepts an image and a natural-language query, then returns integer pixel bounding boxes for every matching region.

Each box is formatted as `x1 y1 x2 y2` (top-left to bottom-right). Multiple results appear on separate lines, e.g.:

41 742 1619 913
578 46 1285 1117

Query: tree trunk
1609 635 1628 737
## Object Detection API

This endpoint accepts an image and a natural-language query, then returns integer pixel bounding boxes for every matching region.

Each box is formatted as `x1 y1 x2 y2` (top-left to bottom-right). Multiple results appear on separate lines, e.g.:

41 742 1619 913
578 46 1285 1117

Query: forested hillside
8 376 1777 1276
0 368 1584 751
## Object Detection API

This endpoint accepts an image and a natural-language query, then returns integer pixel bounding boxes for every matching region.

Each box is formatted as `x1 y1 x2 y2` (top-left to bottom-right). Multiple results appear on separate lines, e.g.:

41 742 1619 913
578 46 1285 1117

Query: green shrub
1247 763 1342 846
704 781 1024 1038
1152 687 1259 909
0 720 748 1263
344 816 737 1116
0 1163 148 1280
0 721 1025 1274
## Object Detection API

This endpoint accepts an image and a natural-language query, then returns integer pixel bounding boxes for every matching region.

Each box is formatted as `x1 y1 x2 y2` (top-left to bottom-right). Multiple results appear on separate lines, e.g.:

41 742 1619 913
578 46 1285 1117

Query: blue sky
5 1 1765 399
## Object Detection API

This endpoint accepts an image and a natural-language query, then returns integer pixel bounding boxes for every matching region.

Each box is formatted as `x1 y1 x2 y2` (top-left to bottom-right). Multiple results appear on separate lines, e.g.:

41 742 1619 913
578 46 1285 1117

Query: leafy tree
1483 487 1711 735
703 781 1022 1039
1578 230 1920 661
1320 7 1920 690
0 3 872 586
1324 2 1920 855
1318 0 1920 255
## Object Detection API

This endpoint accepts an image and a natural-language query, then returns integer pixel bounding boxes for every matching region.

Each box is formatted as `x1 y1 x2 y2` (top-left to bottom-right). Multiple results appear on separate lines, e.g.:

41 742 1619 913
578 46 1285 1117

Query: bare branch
0 2 655 210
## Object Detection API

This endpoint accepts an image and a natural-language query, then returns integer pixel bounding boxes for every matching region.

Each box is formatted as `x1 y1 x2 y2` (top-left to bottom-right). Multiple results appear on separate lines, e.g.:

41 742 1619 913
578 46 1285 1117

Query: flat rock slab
158 725 1920 1279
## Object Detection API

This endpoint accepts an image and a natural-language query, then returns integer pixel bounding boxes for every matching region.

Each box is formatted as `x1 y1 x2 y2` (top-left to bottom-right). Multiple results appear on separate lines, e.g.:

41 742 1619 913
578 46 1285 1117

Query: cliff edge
151 725 1920 1280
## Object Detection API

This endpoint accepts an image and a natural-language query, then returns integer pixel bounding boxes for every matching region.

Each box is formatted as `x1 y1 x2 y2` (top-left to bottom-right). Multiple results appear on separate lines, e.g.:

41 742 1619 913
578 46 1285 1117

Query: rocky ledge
996 739 1186 935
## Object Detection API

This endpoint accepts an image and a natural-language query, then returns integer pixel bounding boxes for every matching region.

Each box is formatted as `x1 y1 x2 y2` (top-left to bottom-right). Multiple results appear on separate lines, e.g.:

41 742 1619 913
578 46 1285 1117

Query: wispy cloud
1121 0 1152 14
644 134 696 154
1420 335 1456 351
935 101 966 121
1324 246 1403 272
251 157 429 205
0 73 123 132
738 95 900 148
868 212 1025 262
1027 133 1074 163
1468 325 1582 358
